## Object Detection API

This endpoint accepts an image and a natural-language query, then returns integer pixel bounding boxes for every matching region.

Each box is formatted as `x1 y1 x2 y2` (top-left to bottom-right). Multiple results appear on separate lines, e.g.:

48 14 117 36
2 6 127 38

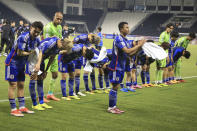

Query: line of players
4 12 196 116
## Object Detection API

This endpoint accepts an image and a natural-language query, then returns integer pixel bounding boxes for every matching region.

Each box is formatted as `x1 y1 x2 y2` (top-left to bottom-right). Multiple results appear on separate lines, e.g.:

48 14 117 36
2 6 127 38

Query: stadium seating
1 0 49 25
101 12 148 34
131 13 173 36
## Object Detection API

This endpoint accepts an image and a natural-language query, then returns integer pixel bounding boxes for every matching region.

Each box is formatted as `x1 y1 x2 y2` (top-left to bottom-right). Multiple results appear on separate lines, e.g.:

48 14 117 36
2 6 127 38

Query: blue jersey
38 37 60 60
73 34 91 47
97 32 103 46
5 31 40 66
169 39 176 54
173 47 184 63
108 35 129 71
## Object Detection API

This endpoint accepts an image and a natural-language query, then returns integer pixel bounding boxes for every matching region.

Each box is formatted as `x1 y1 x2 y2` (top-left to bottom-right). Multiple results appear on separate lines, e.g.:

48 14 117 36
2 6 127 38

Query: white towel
84 47 107 72
27 48 42 75
142 42 167 60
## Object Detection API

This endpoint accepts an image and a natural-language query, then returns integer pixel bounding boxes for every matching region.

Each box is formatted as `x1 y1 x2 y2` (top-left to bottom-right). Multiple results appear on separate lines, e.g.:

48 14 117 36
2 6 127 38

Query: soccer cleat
46 94 60 101
77 92 86 96
134 84 142 89
147 83 156 87
127 86 136 92
40 103 53 109
107 108 122 114
10 109 24 117
32 104 45 111
114 107 125 113
155 84 163 87
92 90 103 93
120 88 128 92
62 97 71 101
142 84 150 87
19 107 34 114
85 91 95 95
178 79 185 83
104 89 110 94
70 95 80 100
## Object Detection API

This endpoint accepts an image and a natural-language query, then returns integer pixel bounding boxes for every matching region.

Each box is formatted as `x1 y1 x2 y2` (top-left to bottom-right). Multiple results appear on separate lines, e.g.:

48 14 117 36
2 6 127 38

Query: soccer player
107 22 145 114
173 47 190 64
5 21 43 117
43 12 63 101
62 24 75 39
0 20 11 57
174 32 196 82
158 23 174 85
73 34 101 95
28 37 72 111
16 20 25 37
165 31 179 84
9 21 16 52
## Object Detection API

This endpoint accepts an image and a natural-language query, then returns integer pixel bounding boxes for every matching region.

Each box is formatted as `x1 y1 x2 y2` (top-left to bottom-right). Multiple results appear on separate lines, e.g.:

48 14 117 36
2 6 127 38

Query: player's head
166 23 174 33
19 20 23 26
97 27 102 32
53 12 63 25
24 22 29 27
118 22 129 35
11 21 15 27
60 38 73 53
161 42 170 50
183 50 190 59
170 31 179 41
30 21 43 39
85 48 94 60
187 32 196 41
89 34 100 45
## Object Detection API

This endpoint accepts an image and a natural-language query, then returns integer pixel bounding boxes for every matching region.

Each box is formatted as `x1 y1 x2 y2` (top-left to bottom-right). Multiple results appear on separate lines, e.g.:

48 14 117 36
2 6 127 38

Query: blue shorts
166 55 173 67
109 70 125 84
58 61 75 73
125 63 131 72
5 64 25 82
74 57 83 69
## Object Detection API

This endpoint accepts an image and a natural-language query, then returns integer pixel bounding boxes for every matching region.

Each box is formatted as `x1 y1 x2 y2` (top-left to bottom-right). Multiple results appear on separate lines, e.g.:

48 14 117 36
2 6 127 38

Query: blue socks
98 74 103 89
37 80 44 104
69 78 74 96
75 76 80 94
141 71 146 84
83 74 90 91
146 71 150 84
109 89 117 108
104 74 110 87
29 80 37 106
90 72 96 90
18 97 25 108
9 98 16 110
61 80 67 97
126 82 131 87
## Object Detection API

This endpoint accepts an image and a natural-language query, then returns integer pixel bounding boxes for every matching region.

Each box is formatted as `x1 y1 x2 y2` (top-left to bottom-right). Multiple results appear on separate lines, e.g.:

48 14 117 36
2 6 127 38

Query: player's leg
141 64 147 87
98 68 104 90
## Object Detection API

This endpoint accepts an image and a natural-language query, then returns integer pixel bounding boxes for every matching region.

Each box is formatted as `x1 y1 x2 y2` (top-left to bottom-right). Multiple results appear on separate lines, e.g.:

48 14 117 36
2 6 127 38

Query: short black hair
166 23 174 29
171 31 179 38
189 32 196 39
184 50 190 59
118 22 128 31
85 48 94 60
31 21 43 30
97 27 102 31
147 40 154 43
161 42 170 50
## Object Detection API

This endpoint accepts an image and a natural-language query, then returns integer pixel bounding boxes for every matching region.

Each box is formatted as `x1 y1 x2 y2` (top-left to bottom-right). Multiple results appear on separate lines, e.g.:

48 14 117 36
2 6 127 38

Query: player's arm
45 55 56 72
122 40 145 55
159 32 165 44
17 36 35 56
34 50 43 73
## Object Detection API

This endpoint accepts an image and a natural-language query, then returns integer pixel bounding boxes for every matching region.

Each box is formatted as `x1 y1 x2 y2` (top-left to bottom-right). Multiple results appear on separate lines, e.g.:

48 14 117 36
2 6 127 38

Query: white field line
0 75 197 103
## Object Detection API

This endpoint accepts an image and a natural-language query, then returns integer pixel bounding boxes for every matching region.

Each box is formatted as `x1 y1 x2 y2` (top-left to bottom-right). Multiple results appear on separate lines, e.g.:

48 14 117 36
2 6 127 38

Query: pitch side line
0 75 197 103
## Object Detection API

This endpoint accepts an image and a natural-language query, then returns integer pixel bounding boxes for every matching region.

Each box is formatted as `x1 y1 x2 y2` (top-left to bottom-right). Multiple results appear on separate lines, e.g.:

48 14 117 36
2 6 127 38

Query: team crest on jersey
116 77 119 81
10 75 14 79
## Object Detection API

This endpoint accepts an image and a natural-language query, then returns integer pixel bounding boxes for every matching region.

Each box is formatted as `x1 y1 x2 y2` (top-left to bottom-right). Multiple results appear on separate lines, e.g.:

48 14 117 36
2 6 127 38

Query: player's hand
138 39 146 46
34 63 40 73
102 63 109 69
59 50 67 54
30 72 37 80
30 50 36 54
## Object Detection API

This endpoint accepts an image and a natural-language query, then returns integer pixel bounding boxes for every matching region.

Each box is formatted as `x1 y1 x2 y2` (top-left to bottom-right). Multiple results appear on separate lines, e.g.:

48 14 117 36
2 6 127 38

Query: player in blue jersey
172 47 190 63
5 21 43 117
166 31 180 84
73 34 102 95
107 22 145 114
27 37 72 111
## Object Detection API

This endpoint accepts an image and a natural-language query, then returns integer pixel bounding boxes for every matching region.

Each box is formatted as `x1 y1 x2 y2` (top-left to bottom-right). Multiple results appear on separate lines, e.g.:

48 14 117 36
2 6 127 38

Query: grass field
0 38 197 131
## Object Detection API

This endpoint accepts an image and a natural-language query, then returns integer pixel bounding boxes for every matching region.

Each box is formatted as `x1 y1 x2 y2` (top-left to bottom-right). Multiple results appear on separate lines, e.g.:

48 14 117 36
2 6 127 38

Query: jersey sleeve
17 36 27 51
159 32 165 44
115 37 126 50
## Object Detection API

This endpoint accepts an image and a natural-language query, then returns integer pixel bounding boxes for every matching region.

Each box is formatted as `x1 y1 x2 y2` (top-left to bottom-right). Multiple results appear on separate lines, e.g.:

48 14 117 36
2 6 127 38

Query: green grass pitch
0 38 197 131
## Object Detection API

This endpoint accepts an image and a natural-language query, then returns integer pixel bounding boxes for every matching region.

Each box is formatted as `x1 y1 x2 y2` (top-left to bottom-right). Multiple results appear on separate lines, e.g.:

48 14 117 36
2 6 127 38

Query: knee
9 82 17 89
